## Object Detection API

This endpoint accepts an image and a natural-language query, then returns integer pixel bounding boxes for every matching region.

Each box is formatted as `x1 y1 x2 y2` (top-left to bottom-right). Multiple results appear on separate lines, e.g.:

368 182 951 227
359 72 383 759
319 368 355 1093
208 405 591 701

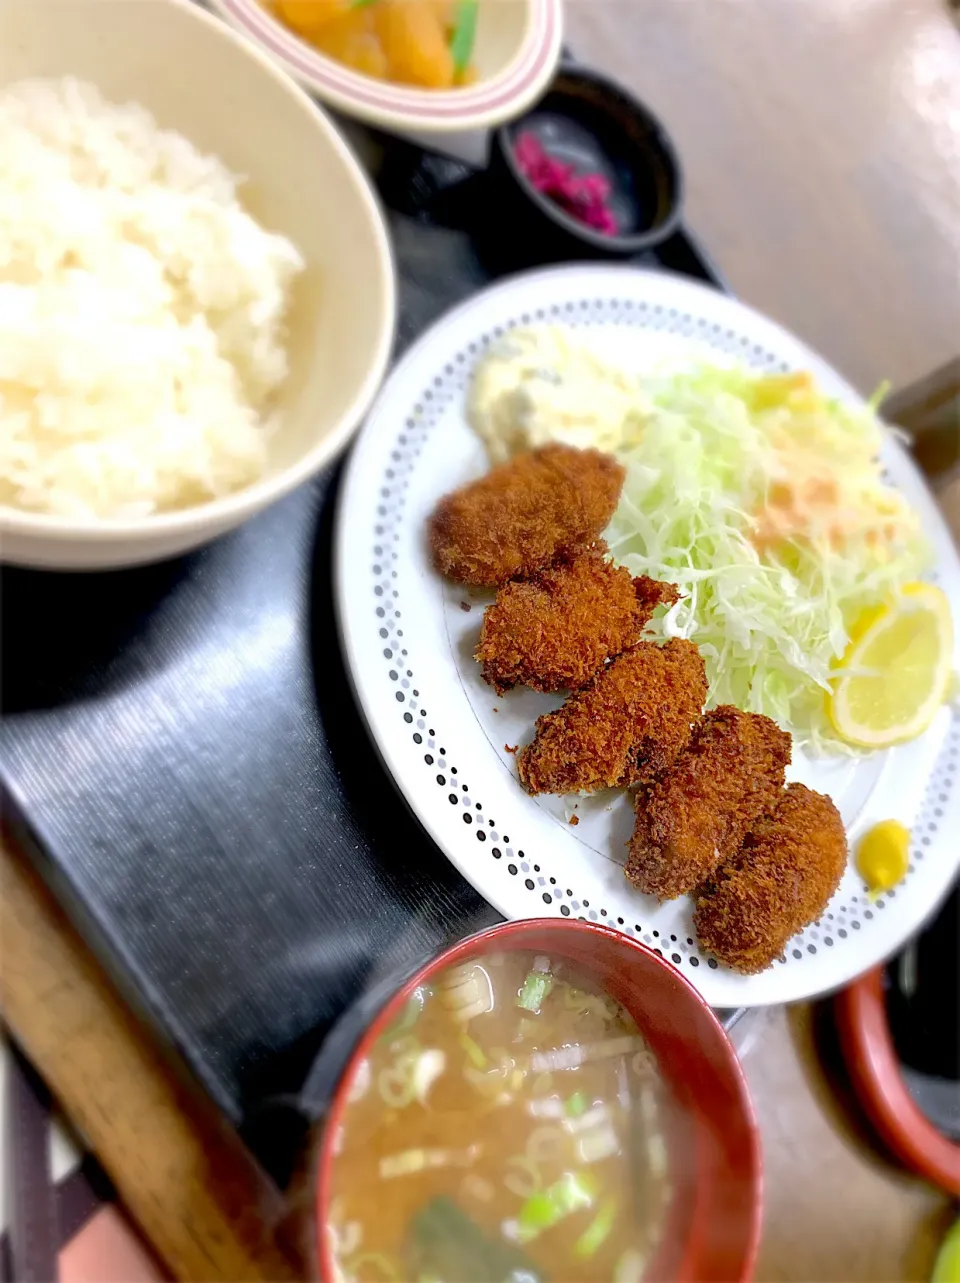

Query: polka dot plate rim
334 263 960 1008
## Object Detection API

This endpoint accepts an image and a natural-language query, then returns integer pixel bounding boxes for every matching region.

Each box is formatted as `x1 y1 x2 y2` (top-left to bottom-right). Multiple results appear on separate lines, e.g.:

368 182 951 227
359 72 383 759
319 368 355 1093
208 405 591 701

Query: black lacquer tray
0 127 732 1182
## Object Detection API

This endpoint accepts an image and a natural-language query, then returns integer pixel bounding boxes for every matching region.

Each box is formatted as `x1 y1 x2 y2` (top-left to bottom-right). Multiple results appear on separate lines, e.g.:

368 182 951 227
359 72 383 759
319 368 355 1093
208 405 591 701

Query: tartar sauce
468 326 651 462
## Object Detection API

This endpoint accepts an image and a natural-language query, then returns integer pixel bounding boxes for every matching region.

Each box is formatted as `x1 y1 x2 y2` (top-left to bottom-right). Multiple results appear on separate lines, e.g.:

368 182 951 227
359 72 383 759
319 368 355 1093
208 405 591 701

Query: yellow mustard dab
856 820 910 897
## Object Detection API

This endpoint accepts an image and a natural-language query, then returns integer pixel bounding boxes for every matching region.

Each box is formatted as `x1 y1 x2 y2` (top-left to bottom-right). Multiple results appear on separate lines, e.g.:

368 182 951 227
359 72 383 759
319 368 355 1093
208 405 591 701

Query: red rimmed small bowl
314 919 762 1282
208 0 563 136
835 966 960 1195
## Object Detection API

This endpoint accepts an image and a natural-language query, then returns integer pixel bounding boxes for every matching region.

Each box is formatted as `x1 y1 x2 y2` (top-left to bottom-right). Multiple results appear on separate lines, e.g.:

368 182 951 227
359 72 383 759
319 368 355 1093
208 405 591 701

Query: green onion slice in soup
517 967 553 1014
517 1172 598 1244
575 1199 619 1258
565 1091 588 1118
449 0 479 74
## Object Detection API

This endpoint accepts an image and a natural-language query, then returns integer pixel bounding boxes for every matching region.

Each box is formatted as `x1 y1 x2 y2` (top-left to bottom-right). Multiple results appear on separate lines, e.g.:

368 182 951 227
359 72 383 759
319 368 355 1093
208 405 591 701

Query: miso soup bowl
314 919 762 1283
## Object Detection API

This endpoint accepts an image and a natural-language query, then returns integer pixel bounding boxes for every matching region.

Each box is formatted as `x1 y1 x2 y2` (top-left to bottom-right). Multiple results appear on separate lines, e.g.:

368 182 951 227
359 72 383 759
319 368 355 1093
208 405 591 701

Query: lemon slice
829 583 954 748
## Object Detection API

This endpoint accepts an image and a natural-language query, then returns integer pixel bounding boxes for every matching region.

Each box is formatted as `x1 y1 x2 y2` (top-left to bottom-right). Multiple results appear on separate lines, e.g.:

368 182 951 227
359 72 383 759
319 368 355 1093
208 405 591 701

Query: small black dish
488 64 684 266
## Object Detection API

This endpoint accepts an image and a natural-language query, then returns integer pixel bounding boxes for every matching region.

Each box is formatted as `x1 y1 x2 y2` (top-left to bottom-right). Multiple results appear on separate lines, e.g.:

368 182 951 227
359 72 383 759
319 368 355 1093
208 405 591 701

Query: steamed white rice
0 77 304 520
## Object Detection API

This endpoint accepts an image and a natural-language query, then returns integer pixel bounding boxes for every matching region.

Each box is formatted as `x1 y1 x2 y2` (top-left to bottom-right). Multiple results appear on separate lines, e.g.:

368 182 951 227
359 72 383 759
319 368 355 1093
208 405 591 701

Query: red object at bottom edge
835 965 960 1196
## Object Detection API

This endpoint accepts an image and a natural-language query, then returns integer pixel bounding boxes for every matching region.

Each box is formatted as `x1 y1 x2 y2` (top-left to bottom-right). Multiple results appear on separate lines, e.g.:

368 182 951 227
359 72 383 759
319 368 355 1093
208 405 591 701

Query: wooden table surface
2 1 959 1280
566 0 960 398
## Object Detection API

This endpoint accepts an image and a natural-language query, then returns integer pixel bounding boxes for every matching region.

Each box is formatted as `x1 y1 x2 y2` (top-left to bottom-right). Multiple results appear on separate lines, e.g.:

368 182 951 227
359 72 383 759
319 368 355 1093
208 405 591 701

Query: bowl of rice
0 0 395 569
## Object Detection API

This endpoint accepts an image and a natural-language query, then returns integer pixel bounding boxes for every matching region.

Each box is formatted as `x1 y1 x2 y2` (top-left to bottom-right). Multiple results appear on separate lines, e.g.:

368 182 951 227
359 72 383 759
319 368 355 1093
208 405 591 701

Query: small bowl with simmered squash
208 0 563 135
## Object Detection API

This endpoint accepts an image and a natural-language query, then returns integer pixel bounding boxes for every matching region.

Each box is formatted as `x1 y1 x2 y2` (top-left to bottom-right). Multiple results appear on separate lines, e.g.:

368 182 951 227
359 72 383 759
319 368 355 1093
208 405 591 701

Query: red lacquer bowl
315 919 762 1282
835 966 960 1196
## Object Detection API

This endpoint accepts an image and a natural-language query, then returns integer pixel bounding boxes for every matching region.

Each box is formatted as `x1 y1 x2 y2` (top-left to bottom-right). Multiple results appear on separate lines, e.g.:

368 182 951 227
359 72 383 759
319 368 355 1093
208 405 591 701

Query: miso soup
327 951 673 1283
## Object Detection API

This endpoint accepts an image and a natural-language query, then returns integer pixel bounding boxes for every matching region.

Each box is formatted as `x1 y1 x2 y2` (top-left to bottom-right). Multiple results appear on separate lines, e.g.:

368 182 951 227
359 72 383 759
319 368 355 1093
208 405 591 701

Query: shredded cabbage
605 366 931 752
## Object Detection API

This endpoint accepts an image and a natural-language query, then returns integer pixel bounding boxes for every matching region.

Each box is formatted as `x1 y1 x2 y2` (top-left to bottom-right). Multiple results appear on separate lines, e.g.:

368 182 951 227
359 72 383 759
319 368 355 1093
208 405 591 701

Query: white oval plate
335 265 960 1007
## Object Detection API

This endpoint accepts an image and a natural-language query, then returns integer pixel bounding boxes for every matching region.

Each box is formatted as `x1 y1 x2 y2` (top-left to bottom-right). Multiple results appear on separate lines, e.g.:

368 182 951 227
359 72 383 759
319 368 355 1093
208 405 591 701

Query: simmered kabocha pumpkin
270 0 478 89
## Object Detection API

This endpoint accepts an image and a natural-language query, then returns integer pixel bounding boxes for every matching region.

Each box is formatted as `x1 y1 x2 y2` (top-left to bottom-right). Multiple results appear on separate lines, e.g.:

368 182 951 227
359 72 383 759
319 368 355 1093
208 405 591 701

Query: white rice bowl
0 76 304 521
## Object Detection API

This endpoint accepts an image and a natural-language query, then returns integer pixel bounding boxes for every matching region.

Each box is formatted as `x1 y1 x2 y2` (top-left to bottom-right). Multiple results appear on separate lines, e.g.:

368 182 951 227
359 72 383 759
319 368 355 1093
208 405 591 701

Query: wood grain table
2 0 959 1279
566 0 960 398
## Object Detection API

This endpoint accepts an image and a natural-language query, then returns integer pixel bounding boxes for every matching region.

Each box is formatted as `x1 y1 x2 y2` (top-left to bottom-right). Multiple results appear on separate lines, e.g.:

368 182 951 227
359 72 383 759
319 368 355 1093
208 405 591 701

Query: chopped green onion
565 1091 588 1118
517 969 553 1014
380 1149 428 1178
380 988 426 1044
412 1049 446 1103
346 1253 400 1280
614 1248 648 1283
449 0 478 74
517 1172 597 1243
516 1192 555 1242
350 0 380 8
577 1121 620 1164
378 1065 416 1109
381 1145 478 1179
459 1031 488 1070
532 1035 644 1073
575 1199 618 1258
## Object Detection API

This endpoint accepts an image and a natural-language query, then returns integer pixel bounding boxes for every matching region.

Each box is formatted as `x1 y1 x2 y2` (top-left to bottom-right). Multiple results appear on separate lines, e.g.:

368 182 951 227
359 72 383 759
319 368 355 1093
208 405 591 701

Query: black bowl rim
494 64 685 253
